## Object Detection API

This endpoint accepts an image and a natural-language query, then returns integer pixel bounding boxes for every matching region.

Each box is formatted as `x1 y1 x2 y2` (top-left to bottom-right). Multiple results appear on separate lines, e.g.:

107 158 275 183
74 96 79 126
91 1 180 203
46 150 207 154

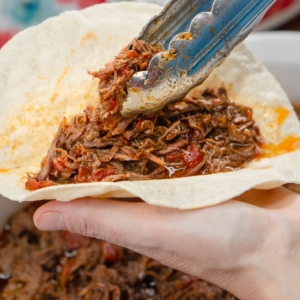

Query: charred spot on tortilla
25 39 264 191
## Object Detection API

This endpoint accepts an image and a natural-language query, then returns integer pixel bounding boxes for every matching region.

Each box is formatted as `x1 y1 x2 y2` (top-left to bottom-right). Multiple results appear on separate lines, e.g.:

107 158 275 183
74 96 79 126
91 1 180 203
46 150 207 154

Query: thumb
33 198 169 253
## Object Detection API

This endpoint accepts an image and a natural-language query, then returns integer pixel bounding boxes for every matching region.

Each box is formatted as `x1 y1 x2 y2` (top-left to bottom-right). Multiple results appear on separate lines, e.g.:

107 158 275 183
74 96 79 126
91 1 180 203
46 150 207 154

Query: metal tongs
121 0 275 116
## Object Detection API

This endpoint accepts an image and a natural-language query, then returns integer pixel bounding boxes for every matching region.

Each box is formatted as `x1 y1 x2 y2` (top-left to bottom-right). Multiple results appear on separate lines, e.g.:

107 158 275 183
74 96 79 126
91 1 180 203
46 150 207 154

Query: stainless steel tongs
121 0 275 116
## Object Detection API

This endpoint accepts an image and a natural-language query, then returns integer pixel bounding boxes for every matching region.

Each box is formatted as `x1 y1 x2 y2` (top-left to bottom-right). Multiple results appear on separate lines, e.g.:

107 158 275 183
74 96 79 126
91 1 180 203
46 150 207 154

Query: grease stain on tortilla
84 83 97 101
276 106 289 127
81 32 98 46
51 66 71 103
0 73 98 170
0 137 8 147
50 92 58 104
11 144 17 155
261 135 300 157
58 66 71 85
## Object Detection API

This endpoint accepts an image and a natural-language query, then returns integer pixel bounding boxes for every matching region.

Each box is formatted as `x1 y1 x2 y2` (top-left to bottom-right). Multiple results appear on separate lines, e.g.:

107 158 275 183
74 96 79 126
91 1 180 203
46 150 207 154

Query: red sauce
182 145 203 168
165 151 182 163
74 166 114 183
25 177 56 191
74 167 90 183
88 166 114 182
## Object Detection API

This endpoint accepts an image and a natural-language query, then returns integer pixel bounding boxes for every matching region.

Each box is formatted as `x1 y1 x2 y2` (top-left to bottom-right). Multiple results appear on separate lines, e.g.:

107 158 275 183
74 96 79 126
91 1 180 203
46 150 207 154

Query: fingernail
36 212 67 231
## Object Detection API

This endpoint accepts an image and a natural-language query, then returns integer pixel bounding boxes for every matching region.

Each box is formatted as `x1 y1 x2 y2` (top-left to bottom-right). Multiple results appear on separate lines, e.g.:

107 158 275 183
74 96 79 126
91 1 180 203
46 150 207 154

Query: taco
0 3 299 209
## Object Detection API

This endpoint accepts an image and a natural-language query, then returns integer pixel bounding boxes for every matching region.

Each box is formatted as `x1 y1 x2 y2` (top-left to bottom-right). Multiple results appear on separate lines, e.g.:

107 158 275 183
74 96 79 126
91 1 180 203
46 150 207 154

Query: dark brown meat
25 39 263 190
0 204 239 299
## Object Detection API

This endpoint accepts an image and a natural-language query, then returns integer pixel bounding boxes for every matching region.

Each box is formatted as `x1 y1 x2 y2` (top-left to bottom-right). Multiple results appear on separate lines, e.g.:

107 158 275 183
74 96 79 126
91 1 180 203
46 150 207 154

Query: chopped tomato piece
57 155 67 168
40 180 56 188
126 50 139 58
61 231 91 250
53 153 68 172
25 177 56 191
100 241 119 263
119 66 131 77
88 166 115 182
164 151 182 162
182 145 203 168
108 98 117 112
188 128 202 141
75 167 90 183
25 177 42 191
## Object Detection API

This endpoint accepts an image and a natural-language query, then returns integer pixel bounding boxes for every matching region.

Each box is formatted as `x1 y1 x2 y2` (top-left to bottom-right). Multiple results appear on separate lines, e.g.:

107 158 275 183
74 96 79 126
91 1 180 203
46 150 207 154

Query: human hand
33 187 300 300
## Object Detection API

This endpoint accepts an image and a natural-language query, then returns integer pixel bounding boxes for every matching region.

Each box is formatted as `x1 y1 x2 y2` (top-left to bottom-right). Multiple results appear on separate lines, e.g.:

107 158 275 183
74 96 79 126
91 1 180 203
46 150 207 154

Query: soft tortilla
0 3 300 209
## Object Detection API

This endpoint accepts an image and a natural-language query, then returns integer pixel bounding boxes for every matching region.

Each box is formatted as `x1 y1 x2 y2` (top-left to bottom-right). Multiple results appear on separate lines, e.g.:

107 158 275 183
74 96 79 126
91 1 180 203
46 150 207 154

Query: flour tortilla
0 3 300 209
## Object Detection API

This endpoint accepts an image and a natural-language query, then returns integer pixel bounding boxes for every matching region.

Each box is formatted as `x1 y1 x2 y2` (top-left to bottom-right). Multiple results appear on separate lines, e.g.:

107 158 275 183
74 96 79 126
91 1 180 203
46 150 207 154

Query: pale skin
34 187 300 300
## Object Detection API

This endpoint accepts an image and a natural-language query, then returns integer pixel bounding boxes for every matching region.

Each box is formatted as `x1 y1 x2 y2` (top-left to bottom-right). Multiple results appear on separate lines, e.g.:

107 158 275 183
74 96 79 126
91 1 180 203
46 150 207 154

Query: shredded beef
25 39 263 190
0 204 238 299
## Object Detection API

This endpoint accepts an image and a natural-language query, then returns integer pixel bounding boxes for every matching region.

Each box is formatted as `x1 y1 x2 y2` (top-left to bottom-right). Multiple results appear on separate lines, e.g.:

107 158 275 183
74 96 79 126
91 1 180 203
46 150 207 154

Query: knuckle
64 212 99 239
130 207 166 253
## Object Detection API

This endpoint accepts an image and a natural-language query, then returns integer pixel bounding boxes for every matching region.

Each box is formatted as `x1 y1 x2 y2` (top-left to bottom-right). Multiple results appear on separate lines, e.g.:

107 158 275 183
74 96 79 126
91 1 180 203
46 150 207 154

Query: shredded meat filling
0 204 238 299
26 39 263 190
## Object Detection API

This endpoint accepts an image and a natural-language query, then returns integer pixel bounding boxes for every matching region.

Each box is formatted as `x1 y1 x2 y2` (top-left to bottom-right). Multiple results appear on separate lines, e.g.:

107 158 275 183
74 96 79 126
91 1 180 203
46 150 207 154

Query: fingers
34 198 177 256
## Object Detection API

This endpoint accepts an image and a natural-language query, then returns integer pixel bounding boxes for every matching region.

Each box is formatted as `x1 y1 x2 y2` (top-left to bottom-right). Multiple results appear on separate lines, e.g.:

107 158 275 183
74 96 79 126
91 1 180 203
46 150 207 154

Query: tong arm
139 0 215 49
121 0 275 116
